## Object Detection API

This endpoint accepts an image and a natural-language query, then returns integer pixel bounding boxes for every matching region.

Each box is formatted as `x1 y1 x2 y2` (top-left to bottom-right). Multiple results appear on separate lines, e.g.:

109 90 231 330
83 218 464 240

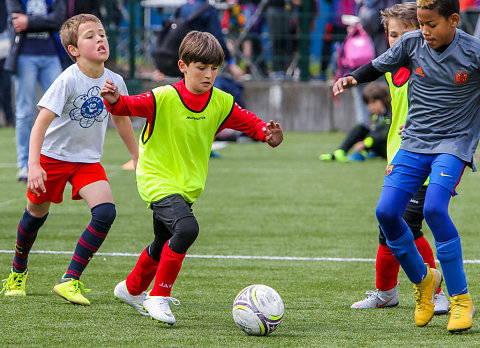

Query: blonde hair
381 2 419 34
417 0 436 6
60 14 103 62
179 31 224 67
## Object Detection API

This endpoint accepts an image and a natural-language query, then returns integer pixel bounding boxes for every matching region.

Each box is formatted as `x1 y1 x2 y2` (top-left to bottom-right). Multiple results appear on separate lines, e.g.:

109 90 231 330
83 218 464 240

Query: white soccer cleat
351 284 399 309
114 280 148 316
143 294 180 325
434 289 450 315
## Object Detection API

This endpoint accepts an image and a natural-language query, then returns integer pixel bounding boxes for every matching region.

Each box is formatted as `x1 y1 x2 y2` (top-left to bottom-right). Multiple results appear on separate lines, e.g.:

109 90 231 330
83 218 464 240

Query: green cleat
320 149 348 162
333 149 348 162
53 277 91 306
319 153 334 161
1 269 28 297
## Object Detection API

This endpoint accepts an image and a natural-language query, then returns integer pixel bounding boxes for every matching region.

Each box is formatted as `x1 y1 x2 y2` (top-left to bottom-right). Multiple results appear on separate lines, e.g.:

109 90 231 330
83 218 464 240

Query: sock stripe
18 224 38 238
65 270 81 278
72 254 89 265
13 260 27 269
78 238 99 252
14 252 28 259
87 225 108 238
17 241 35 249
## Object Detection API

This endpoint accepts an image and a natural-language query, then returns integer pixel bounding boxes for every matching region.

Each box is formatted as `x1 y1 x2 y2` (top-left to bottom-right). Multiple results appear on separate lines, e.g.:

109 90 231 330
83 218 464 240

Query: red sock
126 248 159 296
375 244 400 291
149 242 186 297
414 236 442 293
414 236 436 269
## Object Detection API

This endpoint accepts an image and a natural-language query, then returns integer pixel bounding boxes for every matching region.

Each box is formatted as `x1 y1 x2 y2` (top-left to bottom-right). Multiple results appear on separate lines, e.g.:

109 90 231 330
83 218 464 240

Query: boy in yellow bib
101 31 283 325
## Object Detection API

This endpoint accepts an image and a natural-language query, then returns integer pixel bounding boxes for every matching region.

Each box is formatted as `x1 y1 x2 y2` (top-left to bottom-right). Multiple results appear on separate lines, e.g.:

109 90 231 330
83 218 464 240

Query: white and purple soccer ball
232 284 284 336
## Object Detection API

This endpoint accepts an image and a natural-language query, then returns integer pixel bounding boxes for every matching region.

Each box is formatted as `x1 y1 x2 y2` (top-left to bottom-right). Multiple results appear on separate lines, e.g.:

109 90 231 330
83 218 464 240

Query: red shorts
27 155 108 204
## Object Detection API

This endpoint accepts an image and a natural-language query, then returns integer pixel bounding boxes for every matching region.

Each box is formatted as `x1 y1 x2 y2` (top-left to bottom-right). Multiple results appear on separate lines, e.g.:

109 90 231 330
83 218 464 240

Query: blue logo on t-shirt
69 86 109 128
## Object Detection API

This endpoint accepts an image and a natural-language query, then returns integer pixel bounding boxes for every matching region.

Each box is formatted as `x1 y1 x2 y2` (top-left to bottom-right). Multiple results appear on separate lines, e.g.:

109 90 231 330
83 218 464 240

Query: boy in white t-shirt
0 14 138 306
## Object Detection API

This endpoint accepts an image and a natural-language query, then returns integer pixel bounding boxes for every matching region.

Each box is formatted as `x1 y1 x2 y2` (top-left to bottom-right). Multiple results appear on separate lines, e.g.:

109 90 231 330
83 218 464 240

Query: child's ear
449 13 460 28
178 60 187 74
68 45 80 59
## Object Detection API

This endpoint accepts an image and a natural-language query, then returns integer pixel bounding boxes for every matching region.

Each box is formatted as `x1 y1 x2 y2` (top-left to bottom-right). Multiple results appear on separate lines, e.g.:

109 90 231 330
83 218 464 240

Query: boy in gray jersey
332 0 476 333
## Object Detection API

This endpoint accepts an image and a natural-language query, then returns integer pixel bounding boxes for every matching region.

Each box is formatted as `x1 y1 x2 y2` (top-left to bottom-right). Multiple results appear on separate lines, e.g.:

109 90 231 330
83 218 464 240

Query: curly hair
416 0 460 18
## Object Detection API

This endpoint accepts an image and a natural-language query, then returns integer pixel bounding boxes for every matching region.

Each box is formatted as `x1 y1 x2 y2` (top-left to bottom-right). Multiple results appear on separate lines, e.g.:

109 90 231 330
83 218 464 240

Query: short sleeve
372 33 412 73
37 73 69 117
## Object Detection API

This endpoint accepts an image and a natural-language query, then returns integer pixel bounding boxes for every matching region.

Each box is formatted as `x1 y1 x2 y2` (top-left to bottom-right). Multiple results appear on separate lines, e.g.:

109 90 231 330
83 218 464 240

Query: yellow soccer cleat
1 269 28 297
413 267 442 327
447 293 475 333
53 278 91 306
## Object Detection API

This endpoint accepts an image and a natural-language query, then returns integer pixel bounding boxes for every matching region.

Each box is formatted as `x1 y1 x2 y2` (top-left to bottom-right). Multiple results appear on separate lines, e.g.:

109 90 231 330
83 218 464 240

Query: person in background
0 0 14 127
5 0 66 182
320 81 391 162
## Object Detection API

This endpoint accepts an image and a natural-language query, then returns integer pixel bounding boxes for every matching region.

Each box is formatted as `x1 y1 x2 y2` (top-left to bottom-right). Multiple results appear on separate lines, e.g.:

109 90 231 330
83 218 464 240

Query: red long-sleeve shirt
105 79 269 144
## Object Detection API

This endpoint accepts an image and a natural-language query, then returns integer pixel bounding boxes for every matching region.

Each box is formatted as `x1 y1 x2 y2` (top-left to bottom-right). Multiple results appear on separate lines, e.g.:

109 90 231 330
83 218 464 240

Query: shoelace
157 297 180 312
364 289 389 302
69 280 91 294
414 288 427 311
0 278 9 294
364 290 380 299
450 300 468 319
0 272 26 294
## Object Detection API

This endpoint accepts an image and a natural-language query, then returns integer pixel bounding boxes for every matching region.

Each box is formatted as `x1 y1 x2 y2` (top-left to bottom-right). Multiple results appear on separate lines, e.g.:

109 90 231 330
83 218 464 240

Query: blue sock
386 230 427 284
65 203 115 279
13 209 48 273
436 237 468 296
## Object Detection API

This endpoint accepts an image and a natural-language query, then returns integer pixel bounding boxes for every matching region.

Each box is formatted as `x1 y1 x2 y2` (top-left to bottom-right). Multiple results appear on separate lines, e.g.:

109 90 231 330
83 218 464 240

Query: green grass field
1 128 480 347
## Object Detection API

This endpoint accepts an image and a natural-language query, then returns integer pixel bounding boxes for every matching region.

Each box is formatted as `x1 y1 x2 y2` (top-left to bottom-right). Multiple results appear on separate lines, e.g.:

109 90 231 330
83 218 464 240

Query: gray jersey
372 29 480 164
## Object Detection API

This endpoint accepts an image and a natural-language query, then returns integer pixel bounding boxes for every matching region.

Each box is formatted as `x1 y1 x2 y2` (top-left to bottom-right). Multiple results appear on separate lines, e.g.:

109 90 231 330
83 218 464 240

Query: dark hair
179 31 224 66
381 2 419 33
60 14 103 62
362 82 391 107
416 0 460 18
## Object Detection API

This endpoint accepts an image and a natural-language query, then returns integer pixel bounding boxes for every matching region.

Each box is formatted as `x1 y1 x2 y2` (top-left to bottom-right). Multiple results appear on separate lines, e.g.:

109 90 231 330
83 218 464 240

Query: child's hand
263 120 283 147
398 123 405 136
332 76 358 97
100 79 120 104
354 141 365 152
28 165 47 197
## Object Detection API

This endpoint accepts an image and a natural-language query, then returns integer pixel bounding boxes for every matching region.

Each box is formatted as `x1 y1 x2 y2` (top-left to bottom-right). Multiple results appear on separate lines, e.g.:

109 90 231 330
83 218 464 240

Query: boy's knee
169 216 199 254
91 202 116 227
376 204 395 225
175 216 199 243
423 202 443 225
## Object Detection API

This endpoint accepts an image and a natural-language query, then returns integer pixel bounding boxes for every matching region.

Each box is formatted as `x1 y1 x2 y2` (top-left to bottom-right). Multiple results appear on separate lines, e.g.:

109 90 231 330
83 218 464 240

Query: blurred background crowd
1 0 480 131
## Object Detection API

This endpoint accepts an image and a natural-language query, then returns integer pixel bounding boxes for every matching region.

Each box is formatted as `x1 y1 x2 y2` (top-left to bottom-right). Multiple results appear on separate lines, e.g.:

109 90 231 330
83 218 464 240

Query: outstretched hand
263 120 283 147
100 79 120 104
332 76 358 97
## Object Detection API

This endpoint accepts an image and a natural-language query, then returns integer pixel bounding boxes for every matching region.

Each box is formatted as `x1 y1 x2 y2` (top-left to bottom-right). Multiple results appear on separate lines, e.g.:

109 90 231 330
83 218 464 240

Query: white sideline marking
1 249 480 264
0 249 374 262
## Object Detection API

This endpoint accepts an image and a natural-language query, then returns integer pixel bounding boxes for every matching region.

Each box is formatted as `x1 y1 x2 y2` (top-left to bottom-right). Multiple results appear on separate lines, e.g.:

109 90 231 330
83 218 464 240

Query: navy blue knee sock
436 237 468 296
65 203 116 280
13 209 48 273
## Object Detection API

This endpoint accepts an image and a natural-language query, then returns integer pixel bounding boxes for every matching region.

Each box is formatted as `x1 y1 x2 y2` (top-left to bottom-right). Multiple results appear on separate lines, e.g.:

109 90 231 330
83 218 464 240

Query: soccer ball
232 284 284 336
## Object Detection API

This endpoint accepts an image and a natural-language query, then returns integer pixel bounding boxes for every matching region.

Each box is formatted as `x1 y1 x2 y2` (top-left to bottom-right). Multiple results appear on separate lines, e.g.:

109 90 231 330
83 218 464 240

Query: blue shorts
384 149 466 196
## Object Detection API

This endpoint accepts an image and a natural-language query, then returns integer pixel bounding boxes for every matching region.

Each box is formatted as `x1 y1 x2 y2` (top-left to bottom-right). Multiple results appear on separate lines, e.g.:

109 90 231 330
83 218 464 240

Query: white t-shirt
38 64 128 163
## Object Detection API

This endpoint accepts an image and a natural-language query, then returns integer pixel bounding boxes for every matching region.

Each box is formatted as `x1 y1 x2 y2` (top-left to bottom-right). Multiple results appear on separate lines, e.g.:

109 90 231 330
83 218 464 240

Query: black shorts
151 194 194 235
